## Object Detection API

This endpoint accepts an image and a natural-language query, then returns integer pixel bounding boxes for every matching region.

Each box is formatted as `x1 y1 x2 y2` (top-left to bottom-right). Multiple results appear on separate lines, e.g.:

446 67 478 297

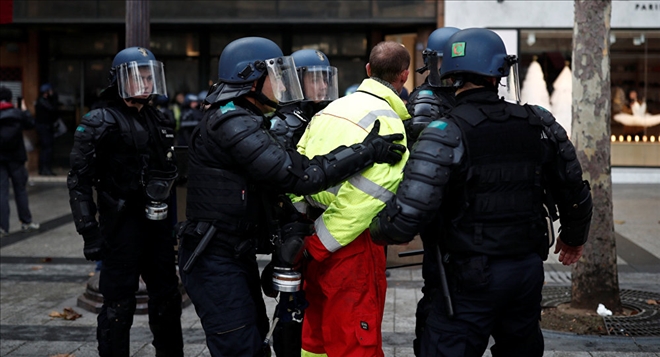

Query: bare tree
570 0 621 312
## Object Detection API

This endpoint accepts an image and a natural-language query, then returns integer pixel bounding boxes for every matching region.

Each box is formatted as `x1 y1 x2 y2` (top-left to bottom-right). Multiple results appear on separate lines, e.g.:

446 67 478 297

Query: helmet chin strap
249 75 279 110
127 95 152 105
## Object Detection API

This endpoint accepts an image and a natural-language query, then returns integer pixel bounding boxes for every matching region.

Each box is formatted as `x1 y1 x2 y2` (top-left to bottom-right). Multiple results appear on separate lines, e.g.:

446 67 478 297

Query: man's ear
401 68 410 84
365 63 372 77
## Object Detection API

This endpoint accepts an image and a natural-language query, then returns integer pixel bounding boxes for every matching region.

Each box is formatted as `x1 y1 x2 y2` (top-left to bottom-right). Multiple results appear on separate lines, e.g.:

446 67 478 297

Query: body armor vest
97 106 173 197
442 98 549 257
184 109 263 236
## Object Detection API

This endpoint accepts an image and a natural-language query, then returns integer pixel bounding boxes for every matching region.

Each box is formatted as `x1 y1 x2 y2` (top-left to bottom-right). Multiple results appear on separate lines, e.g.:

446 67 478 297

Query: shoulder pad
207 105 262 148
421 118 462 148
529 105 555 126
529 105 569 143
80 108 116 128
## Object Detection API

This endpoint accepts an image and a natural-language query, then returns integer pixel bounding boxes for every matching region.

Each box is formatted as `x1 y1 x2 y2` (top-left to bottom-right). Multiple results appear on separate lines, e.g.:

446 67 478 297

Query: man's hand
554 236 584 266
363 120 406 165
82 229 104 261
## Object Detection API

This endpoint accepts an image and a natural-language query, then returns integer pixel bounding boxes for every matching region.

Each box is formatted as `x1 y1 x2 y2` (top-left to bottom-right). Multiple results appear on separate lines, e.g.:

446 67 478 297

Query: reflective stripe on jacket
297 78 410 253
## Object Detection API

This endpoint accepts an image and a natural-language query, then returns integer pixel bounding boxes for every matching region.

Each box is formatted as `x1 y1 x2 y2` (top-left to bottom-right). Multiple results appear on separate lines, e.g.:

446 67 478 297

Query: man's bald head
368 41 411 84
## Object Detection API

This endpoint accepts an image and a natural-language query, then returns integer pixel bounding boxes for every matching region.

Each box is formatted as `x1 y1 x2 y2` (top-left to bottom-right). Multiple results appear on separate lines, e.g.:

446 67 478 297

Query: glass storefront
519 29 660 138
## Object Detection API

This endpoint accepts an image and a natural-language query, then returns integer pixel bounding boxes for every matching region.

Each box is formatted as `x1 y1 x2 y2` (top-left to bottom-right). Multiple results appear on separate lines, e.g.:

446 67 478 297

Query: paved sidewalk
1 171 659 356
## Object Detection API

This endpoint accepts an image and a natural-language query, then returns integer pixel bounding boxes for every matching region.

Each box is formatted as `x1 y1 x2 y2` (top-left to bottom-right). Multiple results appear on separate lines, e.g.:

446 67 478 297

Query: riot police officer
177 37 405 357
370 28 593 357
270 49 338 149
405 27 460 145
404 26 460 356
68 47 183 357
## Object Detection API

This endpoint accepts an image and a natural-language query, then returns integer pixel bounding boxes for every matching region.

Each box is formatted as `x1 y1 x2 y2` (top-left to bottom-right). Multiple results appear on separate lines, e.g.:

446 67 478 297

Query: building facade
1 0 657 168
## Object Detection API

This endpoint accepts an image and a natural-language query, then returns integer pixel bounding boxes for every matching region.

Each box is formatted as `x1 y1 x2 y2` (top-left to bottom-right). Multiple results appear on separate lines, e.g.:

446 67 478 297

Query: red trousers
301 230 387 357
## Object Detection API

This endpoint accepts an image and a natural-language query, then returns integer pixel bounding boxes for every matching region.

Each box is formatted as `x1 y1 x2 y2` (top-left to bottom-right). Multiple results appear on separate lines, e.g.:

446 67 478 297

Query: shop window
49 32 118 57
151 33 199 57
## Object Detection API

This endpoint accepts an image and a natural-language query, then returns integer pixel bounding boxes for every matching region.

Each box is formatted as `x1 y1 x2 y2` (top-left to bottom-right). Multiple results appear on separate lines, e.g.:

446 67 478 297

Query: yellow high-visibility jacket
297 78 410 259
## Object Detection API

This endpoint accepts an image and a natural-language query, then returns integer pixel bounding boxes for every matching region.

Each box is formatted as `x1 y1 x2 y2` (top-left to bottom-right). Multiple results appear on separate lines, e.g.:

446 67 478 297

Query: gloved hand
275 221 315 267
361 119 406 165
82 228 104 261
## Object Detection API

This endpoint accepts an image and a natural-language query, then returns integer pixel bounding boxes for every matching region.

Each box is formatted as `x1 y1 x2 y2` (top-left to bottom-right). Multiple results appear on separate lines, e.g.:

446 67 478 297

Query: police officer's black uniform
371 29 593 357
68 47 183 357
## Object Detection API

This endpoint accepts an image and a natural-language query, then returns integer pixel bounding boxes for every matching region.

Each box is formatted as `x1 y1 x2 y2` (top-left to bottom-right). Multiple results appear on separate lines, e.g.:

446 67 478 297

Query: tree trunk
570 0 621 312
126 0 150 48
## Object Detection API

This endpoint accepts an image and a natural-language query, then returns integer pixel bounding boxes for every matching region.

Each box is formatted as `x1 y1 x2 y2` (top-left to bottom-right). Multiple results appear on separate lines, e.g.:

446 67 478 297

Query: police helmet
424 27 460 61
109 47 167 99
440 28 514 79
291 49 339 102
183 93 198 107
39 83 53 94
209 37 303 105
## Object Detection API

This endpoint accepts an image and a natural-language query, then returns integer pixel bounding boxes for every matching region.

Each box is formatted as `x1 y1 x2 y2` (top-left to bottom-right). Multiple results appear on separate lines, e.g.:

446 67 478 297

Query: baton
182 224 217 273
435 244 454 318
398 249 424 258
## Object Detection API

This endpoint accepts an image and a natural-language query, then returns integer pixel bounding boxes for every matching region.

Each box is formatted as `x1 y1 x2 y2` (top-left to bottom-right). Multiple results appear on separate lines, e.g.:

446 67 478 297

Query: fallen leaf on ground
614 220 625 225
42 257 53 262
48 307 82 320
31 265 43 270
647 299 658 305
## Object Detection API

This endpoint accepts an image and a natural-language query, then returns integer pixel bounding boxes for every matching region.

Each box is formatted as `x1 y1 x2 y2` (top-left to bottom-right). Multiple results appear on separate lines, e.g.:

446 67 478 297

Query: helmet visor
427 54 453 87
498 62 521 104
265 56 304 104
117 60 167 99
300 66 338 102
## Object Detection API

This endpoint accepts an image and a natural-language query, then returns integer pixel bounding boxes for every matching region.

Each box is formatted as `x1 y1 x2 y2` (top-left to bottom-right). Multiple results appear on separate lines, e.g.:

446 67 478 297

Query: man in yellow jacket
297 41 411 357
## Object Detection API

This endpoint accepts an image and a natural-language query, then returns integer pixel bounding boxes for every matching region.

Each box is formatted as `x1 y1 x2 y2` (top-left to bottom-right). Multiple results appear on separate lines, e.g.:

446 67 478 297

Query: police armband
370 119 463 245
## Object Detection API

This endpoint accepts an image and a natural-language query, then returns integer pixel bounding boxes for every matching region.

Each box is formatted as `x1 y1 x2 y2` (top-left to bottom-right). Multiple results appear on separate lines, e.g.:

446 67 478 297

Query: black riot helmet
441 28 520 102
421 27 460 87
107 47 167 101
291 49 338 103
206 37 303 107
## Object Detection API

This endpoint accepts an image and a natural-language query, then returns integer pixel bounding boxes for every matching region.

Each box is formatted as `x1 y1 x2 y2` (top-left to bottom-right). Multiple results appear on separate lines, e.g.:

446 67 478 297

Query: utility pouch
453 255 491 292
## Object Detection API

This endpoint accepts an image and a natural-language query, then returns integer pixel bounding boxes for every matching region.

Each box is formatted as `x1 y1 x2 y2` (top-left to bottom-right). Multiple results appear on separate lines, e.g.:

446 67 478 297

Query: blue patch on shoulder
428 120 448 130
220 102 236 114
83 112 91 118
419 89 434 96
76 126 85 132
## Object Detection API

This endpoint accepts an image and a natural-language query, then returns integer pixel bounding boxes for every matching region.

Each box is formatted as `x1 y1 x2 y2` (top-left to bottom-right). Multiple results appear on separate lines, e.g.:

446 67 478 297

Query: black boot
148 291 184 357
97 297 136 357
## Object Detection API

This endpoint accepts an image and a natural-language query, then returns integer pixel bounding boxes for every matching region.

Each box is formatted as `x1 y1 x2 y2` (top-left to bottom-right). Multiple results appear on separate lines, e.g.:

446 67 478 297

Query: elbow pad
406 90 444 144
291 142 375 195
558 181 593 247
371 119 462 246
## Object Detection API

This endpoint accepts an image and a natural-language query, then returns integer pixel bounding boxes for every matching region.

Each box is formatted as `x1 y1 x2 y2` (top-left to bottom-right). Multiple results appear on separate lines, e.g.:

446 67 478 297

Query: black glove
275 221 314 267
362 119 406 165
82 228 104 261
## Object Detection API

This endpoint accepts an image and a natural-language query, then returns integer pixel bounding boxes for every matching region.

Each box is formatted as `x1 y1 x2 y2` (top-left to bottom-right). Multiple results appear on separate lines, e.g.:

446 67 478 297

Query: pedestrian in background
370 28 593 357
296 41 410 357
0 86 40 237
34 83 59 176
68 47 183 357
177 36 405 357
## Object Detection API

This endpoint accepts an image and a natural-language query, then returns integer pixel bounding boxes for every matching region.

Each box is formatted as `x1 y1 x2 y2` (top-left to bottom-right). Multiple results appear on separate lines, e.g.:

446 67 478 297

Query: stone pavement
1 167 659 357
